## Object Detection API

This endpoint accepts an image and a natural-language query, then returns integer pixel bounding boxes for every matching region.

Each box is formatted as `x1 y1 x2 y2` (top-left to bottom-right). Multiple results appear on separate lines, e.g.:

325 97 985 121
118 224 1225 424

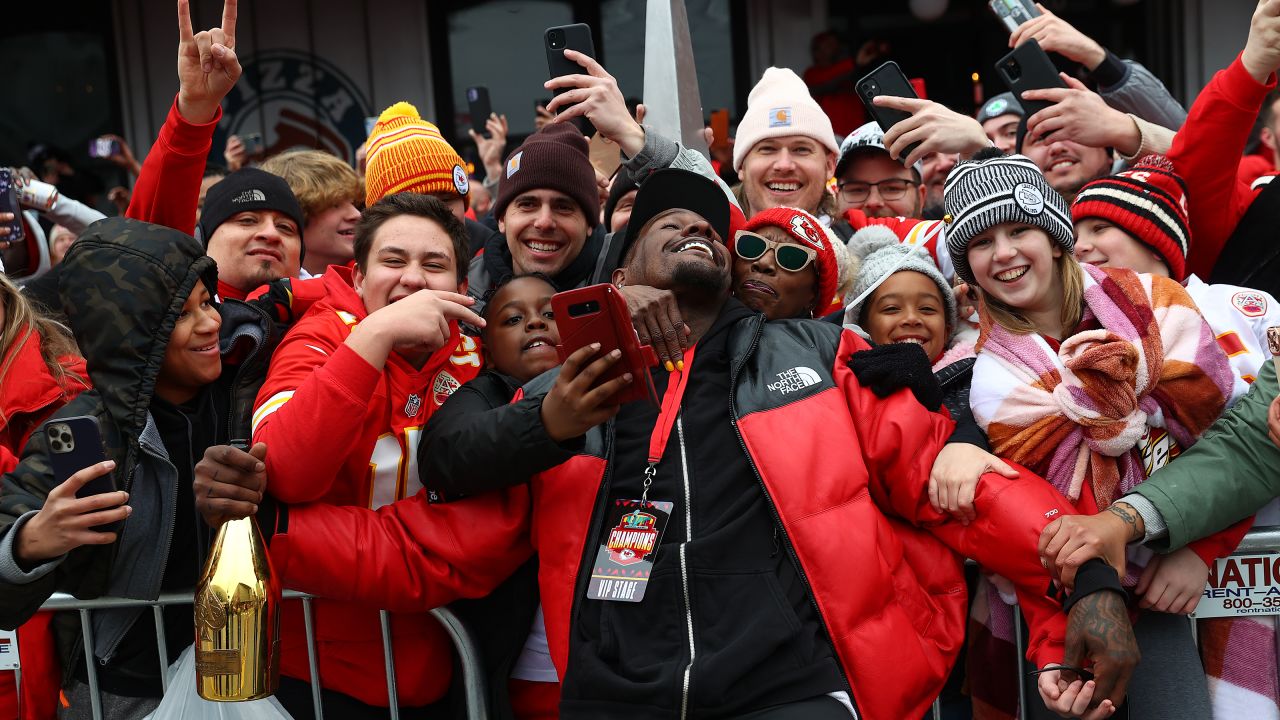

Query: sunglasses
733 231 817 272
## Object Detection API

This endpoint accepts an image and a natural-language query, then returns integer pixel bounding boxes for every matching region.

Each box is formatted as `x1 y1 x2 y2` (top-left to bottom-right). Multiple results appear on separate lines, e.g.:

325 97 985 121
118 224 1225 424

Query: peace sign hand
176 0 240 124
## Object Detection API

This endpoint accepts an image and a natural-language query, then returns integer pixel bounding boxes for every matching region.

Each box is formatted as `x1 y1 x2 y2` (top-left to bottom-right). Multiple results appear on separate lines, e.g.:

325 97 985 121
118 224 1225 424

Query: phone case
989 0 1041 32
995 39 1067 120
0 169 24 244
855 61 922 161
467 86 493 137
545 23 597 137
44 415 115 501
551 284 658 406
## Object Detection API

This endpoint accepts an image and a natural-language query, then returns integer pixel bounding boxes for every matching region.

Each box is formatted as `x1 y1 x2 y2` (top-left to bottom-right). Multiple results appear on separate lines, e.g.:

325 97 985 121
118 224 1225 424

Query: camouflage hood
58 217 217 438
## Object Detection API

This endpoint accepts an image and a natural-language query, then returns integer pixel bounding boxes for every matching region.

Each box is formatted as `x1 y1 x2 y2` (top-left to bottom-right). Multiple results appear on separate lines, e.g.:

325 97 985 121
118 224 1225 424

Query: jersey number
367 427 422 509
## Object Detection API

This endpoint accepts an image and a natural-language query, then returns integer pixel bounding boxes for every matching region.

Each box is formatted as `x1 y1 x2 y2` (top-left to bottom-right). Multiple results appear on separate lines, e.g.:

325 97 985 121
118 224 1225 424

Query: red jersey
251 266 482 706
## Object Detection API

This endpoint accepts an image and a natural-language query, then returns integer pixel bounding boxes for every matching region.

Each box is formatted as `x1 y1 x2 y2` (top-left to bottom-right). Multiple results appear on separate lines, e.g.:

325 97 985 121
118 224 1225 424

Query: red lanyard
648 345 698 465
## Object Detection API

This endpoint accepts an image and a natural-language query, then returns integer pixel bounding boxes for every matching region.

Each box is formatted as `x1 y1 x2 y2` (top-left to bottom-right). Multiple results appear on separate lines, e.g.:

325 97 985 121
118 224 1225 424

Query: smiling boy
248 192 485 715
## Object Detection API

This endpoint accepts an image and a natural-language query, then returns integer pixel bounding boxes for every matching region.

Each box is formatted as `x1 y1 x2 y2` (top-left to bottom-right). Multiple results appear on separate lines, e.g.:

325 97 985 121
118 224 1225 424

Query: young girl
944 150 1245 718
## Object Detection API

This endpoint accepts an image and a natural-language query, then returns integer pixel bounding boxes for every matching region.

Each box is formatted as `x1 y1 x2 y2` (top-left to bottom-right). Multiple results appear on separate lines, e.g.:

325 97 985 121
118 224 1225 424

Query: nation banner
1196 553 1280 619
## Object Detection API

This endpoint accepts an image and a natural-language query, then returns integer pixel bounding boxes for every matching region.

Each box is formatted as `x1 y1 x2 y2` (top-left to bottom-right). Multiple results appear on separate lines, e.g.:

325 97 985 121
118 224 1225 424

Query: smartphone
551 284 658 406
467 86 493 138
0 168 25 273
88 137 120 159
989 0 1041 32
44 416 115 499
855 61 922 162
995 39 1067 122
243 133 265 156
544 23 597 137
710 109 730 153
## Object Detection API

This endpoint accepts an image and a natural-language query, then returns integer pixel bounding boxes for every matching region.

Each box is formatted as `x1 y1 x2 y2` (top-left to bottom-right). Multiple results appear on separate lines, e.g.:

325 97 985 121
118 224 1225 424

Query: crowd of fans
2 0 1280 719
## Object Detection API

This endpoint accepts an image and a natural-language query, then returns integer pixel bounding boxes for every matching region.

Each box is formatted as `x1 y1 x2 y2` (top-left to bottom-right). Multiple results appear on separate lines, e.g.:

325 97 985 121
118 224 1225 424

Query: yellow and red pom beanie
364 101 470 209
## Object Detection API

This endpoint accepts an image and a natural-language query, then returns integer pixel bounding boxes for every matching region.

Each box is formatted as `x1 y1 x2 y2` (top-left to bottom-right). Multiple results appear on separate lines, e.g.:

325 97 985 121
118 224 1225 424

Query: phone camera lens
549 30 564 48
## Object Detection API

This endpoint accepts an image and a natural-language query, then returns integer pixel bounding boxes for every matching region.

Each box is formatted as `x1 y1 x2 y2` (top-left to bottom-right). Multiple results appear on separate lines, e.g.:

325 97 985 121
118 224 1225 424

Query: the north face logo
766 366 821 394
232 189 267 204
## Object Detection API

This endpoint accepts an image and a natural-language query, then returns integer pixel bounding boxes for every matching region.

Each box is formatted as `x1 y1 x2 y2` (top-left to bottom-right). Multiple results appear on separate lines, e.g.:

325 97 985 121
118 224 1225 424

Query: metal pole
152 604 169 693
78 608 103 720
379 610 401 720
431 607 490 720
931 697 943 720
300 596 324 719
1014 603 1028 720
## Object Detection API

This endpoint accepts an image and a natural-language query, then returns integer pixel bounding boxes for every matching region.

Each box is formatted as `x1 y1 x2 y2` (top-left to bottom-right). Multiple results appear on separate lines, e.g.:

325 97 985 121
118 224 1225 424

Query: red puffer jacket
0 337 87 720
273 318 1077 720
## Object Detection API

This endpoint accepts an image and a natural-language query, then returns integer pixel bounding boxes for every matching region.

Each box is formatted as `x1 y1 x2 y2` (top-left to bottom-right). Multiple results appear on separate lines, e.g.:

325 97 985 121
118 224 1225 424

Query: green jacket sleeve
1135 358 1280 552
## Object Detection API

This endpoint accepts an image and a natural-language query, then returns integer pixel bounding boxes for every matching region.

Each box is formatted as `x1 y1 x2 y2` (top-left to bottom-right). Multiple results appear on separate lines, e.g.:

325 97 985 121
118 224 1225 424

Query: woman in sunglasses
732 207 845 320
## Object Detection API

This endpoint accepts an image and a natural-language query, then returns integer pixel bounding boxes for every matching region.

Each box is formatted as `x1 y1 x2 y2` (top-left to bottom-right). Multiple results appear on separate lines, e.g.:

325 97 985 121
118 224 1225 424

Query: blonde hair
0 275 87 424
979 252 1084 336
259 150 364 222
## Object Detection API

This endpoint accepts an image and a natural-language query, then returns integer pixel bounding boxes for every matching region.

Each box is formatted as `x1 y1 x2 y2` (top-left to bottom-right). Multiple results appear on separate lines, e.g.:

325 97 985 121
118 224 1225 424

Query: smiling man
466 123 603 314
248 192 486 716
197 167 307 300
1021 133 1113 203
733 67 842 222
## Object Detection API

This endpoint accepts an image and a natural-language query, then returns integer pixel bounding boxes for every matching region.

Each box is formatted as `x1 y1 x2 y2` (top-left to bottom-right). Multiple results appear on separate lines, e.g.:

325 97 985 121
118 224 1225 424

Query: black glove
849 342 943 412
1059 558 1127 613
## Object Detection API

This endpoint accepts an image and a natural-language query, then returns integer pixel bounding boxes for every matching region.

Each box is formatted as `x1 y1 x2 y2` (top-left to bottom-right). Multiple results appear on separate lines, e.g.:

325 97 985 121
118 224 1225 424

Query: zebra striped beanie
942 151 1073 285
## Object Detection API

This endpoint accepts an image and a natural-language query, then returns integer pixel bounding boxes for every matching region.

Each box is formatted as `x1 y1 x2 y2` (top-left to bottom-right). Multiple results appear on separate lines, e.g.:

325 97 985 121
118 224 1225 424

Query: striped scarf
971 263 1232 510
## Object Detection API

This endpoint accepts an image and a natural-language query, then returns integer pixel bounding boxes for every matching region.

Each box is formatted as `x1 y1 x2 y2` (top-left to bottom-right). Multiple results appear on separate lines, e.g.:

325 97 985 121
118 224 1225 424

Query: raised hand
1022 74 1139 153
1243 0 1280 84
540 343 631 441
545 49 646 157
873 96 990 168
1009 4 1107 70
176 0 240 124
469 113 509 183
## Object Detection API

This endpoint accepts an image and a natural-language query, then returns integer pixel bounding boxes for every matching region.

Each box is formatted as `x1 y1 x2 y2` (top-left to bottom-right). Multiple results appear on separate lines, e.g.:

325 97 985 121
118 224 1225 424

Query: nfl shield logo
404 394 422 417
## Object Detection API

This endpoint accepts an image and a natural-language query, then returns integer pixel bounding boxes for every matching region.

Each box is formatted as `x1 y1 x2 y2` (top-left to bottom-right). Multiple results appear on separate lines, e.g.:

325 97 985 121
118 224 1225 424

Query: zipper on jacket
726 320 856 705
676 417 695 720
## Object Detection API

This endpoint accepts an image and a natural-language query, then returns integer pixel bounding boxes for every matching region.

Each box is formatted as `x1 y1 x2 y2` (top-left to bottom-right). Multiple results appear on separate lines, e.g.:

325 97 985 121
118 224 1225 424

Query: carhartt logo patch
232 189 267 204
769 107 792 127
766 366 821 394
506 151 523 178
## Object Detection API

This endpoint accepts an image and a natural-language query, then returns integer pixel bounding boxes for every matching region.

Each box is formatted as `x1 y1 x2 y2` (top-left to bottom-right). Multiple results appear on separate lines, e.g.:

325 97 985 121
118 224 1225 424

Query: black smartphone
544 23 597 137
0 168 25 275
45 416 113 499
467 86 493 138
989 0 1041 32
995 39 1067 128
855 61 922 162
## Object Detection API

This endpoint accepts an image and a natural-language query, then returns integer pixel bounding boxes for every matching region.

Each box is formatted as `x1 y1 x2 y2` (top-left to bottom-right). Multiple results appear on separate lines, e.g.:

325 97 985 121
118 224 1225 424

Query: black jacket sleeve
418 373 582 501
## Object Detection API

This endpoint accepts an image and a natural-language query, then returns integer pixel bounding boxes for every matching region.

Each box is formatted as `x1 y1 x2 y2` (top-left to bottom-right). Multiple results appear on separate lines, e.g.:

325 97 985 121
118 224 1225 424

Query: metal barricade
30 591 488 720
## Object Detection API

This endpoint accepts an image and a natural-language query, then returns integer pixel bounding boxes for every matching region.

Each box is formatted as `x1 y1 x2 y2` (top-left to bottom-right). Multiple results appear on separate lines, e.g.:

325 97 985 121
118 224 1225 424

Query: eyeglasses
733 231 817 272
836 178 920 203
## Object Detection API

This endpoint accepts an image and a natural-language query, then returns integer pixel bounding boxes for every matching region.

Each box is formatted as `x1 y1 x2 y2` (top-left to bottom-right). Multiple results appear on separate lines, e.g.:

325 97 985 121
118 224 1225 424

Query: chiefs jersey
249 266 482 707
1184 274 1280 406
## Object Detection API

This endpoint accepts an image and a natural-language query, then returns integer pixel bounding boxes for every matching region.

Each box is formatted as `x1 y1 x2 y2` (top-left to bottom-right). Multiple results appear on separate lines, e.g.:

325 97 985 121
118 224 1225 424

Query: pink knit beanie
732 67 840 172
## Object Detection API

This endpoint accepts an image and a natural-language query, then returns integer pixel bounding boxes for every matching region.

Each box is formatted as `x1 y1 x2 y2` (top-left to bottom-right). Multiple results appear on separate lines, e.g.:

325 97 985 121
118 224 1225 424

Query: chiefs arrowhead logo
432 370 461 407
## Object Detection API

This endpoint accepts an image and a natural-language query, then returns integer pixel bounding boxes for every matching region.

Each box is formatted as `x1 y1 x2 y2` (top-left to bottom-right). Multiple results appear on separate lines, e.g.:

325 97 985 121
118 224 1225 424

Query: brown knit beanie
493 124 599 228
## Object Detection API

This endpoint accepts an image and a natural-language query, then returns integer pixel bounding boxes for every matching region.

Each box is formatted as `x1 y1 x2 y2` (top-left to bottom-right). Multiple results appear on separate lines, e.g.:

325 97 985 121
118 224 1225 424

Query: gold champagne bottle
194 515 281 701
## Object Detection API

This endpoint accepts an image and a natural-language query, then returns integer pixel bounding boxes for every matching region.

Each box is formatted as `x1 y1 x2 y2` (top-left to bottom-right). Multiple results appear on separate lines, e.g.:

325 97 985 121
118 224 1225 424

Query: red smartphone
551 284 659 406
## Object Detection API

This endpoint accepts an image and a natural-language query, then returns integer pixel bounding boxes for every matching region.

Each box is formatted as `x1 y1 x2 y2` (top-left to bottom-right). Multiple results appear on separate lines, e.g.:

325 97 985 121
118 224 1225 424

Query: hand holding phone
856 62 923 162
989 0 1041 32
995 39 1068 141
544 23 599 137
551 284 658 409
0 168 26 247
88 137 121 159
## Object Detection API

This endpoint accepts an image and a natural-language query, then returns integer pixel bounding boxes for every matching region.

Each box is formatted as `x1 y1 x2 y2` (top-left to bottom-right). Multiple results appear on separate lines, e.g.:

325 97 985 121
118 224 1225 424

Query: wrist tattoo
1108 502 1142 541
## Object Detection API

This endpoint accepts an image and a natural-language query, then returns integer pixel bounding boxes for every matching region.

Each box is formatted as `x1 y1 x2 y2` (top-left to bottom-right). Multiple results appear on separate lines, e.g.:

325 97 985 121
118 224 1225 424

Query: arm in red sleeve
1187 515 1252 568
272 486 533 611
1168 54 1277 277
126 96 221 236
252 325 382 503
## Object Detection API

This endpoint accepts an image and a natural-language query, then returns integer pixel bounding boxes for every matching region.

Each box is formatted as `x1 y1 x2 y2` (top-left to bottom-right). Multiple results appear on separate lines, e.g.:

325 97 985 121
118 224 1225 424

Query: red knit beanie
1072 155 1190 280
739 207 839 315
493 123 599 228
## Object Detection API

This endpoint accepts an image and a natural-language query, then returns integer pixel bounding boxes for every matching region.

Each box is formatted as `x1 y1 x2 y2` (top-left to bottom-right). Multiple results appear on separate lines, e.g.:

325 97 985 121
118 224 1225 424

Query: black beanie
198 168 307 260
493 124 599 228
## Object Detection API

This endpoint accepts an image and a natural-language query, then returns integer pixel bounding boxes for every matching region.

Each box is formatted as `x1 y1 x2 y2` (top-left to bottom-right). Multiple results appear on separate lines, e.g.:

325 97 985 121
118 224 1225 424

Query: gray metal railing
23 591 487 720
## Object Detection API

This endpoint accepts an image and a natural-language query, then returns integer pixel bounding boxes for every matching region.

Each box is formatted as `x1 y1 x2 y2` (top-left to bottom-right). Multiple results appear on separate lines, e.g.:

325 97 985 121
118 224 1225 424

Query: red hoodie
251 267 482 706
1167 54 1278 278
